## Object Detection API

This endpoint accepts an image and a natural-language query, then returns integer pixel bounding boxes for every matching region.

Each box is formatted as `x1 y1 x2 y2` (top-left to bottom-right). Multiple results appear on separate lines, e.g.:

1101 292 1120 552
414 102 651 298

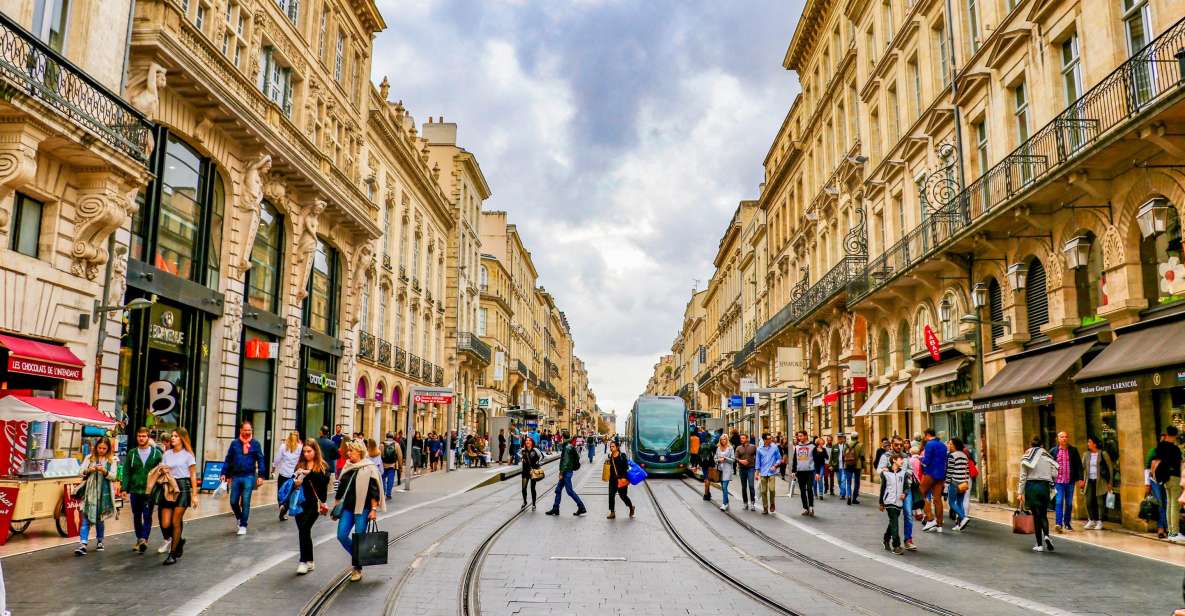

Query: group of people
499 427 574 464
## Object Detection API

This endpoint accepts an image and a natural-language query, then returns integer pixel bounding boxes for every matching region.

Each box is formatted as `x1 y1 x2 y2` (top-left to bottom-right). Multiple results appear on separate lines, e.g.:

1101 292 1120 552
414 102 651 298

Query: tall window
359 283 370 332
974 121 989 175
32 0 69 52
865 26 877 69
1013 80 1030 143
478 308 488 336
1073 233 1104 325
940 292 960 341
247 200 283 313
897 321 911 370
1025 258 1049 338
317 7 327 61
869 108 882 160
9 193 43 257
882 1 894 48
412 231 421 280
988 277 1004 349
909 57 922 115
966 0 981 52
377 286 388 338
334 31 345 82
479 265 489 291
887 84 900 142
1140 203 1184 306
878 330 892 375
1061 34 1085 151
1123 0 1152 55
257 48 293 116
304 238 339 336
276 0 299 24
935 22 950 87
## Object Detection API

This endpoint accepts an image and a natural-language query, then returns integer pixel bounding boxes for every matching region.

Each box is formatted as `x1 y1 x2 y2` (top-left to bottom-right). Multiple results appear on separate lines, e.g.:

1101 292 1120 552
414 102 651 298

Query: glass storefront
1084 393 1121 521
299 348 337 440
305 239 339 336
239 328 277 470
247 200 283 313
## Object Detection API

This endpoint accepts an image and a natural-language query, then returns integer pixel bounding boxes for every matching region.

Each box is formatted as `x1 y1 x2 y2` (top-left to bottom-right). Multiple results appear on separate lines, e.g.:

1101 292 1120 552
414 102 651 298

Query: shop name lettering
1079 379 1138 395
306 373 337 389
149 323 185 346
7 357 82 380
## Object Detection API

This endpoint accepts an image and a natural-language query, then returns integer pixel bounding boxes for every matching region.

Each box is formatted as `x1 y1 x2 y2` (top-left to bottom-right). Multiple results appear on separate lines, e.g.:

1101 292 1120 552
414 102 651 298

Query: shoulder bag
1011 508 1035 534
330 472 356 521
351 519 389 567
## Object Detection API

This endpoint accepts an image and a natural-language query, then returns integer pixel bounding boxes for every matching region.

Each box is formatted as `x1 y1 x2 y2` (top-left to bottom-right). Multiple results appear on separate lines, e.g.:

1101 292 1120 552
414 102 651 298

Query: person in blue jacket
221 420 266 535
919 428 948 533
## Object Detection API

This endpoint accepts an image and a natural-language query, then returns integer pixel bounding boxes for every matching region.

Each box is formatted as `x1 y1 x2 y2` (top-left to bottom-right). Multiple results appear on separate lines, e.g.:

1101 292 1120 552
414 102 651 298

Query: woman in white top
366 439 384 474
274 431 302 521
715 438 736 511
159 428 198 566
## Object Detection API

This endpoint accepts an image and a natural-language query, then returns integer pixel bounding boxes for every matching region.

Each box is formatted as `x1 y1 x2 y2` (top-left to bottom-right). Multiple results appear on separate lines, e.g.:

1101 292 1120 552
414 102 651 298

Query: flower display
1159 255 1185 296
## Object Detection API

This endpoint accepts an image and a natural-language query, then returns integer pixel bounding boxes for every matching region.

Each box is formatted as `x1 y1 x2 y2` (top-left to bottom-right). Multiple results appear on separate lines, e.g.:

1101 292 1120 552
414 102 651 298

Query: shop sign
973 390 1053 412
740 378 757 393
478 397 490 408
148 380 180 423
148 304 185 352
306 372 338 390
201 461 225 491
245 338 277 359
414 393 453 405
6 356 83 380
923 325 941 362
1078 377 1140 396
930 399 973 413
0 486 18 545
775 347 803 385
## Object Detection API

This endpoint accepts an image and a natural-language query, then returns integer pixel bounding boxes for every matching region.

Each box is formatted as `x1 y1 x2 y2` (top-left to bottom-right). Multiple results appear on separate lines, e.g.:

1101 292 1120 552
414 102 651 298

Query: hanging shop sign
244 338 278 359
306 372 338 391
414 393 453 405
775 347 804 385
972 390 1053 412
478 397 491 408
923 325 941 362
148 304 186 352
930 399 973 413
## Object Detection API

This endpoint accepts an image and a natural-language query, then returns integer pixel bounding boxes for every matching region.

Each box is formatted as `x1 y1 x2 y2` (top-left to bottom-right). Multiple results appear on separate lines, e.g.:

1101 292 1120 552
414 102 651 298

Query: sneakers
137 540 147 554
74 544 87 557
1044 537 1055 551
935 527 943 534
922 521 937 532
607 512 616 519
809 508 815 517
95 542 104 552
1171 534 1185 542
720 504 729 511
237 526 247 536
956 517 970 531
1085 520 1102 530
801 510 811 516
349 569 362 582
157 539 172 554
1063 524 1073 532
1032 544 1045 552
1054 524 1063 533
307 561 316 571
296 563 309 575
892 546 904 555
904 541 917 552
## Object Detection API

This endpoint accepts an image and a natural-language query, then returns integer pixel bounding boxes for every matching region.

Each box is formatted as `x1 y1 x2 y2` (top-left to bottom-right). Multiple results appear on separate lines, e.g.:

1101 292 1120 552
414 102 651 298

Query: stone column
1116 389 1155 530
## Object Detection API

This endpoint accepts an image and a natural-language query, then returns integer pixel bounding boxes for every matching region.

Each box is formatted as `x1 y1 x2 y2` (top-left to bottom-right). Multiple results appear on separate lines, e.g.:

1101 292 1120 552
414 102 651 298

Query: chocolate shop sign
306 372 337 390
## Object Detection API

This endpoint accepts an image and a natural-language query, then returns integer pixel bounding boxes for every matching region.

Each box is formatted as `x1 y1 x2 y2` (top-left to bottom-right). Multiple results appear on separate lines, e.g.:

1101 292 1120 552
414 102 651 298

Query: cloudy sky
373 0 803 428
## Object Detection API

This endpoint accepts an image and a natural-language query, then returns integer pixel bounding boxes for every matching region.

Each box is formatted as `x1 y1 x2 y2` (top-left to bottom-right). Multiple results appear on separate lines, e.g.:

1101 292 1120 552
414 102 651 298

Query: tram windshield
636 398 686 452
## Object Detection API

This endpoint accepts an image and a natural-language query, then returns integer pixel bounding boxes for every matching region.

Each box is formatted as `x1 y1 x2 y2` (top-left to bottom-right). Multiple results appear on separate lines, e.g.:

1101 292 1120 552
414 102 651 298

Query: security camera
847 155 869 165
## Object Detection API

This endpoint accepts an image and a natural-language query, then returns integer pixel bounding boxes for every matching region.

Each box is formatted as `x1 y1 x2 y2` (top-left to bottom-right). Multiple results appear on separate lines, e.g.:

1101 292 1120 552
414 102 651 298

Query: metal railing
358 331 375 361
516 359 528 377
377 339 392 366
743 256 865 362
434 366 444 385
457 332 492 364
0 12 153 164
423 361 434 384
394 346 407 372
851 15 1185 303
409 354 421 379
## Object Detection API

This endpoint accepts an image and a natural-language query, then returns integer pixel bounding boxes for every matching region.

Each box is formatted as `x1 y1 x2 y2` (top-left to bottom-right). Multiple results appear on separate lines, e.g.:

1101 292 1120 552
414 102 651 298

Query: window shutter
988 278 1004 349
1025 260 1049 338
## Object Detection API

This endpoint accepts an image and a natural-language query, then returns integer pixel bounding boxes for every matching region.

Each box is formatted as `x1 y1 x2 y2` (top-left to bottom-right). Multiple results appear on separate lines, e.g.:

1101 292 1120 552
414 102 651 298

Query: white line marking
547 556 627 561
773 512 1077 616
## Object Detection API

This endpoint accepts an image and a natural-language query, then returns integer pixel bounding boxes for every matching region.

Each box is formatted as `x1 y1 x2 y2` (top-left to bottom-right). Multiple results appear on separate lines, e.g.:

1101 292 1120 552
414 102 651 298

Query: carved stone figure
222 291 243 354
235 154 272 276
344 243 375 330
128 63 167 119
72 185 139 280
293 199 327 300
108 244 128 308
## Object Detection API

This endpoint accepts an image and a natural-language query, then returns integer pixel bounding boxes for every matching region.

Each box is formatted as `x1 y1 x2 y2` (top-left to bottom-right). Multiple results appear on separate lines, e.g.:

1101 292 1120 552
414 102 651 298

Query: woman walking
274 431 301 521
699 432 716 501
1082 435 1114 529
1018 437 1059 552
74 437 118 556
521 436 542 509
292 439 330 574
715 437 736 511
946 438 971 530
333 441 385 582
366 439 384 475
158 428 197 566
606 441 635 519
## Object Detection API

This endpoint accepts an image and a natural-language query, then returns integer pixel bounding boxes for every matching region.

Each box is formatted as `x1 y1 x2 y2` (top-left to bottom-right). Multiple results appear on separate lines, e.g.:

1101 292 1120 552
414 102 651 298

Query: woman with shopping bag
274 431 302 521
74 437 118 556
605 441 634 519
332 441 385 582
292 439 330 575
1017 436 1059 553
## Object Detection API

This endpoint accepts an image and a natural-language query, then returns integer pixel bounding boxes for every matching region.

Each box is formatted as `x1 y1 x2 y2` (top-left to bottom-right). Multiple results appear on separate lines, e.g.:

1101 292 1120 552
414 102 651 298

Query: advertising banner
0 485 19 545
0 420 29 477
774 347 803 385
63 483 81 538
201 461 225 491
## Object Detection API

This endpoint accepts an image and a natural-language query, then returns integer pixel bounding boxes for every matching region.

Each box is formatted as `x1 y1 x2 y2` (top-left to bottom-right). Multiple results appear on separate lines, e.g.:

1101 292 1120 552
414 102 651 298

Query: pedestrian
331 424 345 478
1049 431 1083 533
498 429 507 464
274 431 301 521
292 439 330 575
689 426 701 473
756 432 782 515
221 420 265 536
334 440 385 582
735 433 757 510
1153 426 1183 540
1018 436 1059 552
521 436 542 509
121 426 162 554
511 430 522 464
822 435 835 496
873 438 890 475
946 437 971 531
729 429 741 448
919 428 947 532
813 437 827 499
545 436 587 516
790 431 821 516
73 437 118 556
587 433 597 465
1081 435 1114 530
832 434 847 499
412 431 425 474
904 444 922 551
715 436 736 511
365 438 384 476
381 433 402 499
157 428 198 566
880 452 907 555
606 441 635 519
316 426 339 483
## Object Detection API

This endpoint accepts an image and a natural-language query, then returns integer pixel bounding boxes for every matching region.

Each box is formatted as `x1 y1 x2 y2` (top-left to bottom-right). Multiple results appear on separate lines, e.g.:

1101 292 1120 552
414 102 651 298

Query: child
880 452 907 555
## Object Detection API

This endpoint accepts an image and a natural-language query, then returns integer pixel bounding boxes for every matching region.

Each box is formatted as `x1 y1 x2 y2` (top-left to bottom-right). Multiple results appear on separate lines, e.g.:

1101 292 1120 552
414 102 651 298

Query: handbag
1139 494 1161 521
330 473 356 521
1011 509 1035 534
602 461 611 482
1105 491 1117 510
530 468 545 481
616 478 629 489
351 519 389 567
708 468 722 483
910 480 925 510
957 481 969 493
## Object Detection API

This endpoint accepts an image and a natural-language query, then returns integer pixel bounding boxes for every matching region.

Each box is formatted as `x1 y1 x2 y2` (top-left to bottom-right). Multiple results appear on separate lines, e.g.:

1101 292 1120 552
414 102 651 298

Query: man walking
1154 427 1184 540
844 434 866 504
791 431 819 516
832 434 847 500
121 426 162 553
221 420 266 535
1049 431 1083 533
756 433 782 514
331 424 345 477
823 435 836 495
497 429 507 464
317 426 339 486
381 432 402 499
587 432 597 464
919 428 947 533
735 433 757 510
545 436 587 516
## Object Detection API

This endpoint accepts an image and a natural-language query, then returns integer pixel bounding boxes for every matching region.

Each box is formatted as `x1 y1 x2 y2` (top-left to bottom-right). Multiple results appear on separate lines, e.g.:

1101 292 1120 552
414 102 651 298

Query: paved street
4 450 1180 616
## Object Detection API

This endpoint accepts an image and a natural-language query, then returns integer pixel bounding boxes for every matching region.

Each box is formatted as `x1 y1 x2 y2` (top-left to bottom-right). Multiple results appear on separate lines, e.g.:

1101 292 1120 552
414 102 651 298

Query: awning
0 334 85 381
916 358 970 388
872 380 910 415
1074 320 1185 383
972 341 1095 412
854 386 888 418
0 395 116 427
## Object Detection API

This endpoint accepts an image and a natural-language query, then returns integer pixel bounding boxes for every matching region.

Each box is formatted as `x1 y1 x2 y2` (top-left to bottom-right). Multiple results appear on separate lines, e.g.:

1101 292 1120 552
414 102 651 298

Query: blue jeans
846 469 860 500
588 447 595 463
721 479 730 505
129 492 154 541
552 471 585 511
229 475 257 527
79 517 104 544
947 483 966 522
383 468 397 498
815 473 825 495
837 468 848 498
903 491 914 541
738 467 756 504
336 506 372 565
1154 482 1170 529
1054 482 1074 527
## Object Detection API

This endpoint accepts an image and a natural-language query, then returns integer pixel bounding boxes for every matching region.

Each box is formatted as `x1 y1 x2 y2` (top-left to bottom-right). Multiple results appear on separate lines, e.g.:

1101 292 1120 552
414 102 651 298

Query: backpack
699 439 714 458
968 456 979 479
382 443 398 464
843 447 858 468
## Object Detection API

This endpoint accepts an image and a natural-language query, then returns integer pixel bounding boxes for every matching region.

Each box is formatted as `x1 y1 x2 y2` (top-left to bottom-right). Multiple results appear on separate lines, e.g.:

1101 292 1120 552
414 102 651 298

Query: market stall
0 394 117 542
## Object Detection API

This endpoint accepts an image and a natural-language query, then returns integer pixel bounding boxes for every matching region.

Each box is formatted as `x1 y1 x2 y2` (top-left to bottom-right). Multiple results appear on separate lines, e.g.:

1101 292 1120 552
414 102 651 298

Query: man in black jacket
1049 431 1083 532
317 426 339 484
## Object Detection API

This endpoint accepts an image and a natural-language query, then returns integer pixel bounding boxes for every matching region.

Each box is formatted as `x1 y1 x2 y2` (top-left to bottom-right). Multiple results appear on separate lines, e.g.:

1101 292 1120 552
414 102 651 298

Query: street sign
740 378 757 393
923 324 941 361
728 395 756 408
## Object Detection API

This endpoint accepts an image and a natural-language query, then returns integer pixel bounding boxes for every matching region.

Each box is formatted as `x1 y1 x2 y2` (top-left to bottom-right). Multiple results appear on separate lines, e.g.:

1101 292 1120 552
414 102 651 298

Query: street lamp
938 297 953 324
1062 234 1092 270
1006 262 1028 292
92 296 154 319
1137 197 1171 238
972 283 988 310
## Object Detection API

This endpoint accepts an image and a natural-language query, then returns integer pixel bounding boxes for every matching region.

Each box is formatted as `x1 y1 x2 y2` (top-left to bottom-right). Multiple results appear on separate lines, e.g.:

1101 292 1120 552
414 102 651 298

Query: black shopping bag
352 520 389 567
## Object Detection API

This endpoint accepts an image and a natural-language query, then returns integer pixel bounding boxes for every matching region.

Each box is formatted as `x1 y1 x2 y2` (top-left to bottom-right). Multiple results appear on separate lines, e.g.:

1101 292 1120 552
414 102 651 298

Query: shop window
1085 393 1121 491
1025 258 1049 339
1141 204 1183 307
1073 232 1106 326
1037 404 1057 450
9 193 43 257
247 200 283 313
1153 386 1185 437
303 238 339 336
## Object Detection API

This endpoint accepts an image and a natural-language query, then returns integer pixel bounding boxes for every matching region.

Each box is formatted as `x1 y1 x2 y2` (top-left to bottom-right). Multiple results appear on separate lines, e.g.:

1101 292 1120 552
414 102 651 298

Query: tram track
678 477 965 616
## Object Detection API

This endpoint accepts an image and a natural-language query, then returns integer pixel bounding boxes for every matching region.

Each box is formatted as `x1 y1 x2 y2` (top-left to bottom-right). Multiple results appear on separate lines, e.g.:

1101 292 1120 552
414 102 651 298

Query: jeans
295 508 319 562
588 447 595 463
759 475 778 511
837 468 848 498
845 468 861 502
1167 478 1183 536
129 492 154 541
796 471 816 510
1054 482 1074 527
903 491 914 541
336 507 371 567
721 479 730 505
510 445 520 464
79 517 104 544
229 475 257 527
884 505 902 548
1154 481 1170 530
552 471 585 511
738 467 756 504
383 468 397 498
814 471 825 496
946 483 966 522
825 464 835 494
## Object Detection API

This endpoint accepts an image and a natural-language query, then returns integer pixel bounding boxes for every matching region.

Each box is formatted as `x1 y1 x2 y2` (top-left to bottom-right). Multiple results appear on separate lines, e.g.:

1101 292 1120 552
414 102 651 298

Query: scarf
80 456 116 523
340 459 387 515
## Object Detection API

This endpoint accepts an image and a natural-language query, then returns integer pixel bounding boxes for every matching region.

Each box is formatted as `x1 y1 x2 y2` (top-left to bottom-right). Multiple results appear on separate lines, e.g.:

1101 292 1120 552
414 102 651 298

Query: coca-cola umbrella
0 395 116 427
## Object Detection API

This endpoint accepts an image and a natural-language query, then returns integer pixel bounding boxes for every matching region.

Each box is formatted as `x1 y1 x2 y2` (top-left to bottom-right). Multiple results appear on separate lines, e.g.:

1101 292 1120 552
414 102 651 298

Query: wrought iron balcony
851 14 1185 303
422 361 434 383
745 256 865 361
516 359 528 378
394 346 407 373
408 354 421 379
528 369 538 385
358 331 375 361
434 366 444 385
399 265 407 281
377 339 392 366
0 12 153 165
457 332 492 364
382 254 392 271
411 277 421 292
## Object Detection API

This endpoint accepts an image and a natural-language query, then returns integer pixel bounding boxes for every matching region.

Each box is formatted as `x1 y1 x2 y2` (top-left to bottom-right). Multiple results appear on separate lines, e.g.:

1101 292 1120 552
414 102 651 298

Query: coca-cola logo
3 421 28 476
0 491 13 509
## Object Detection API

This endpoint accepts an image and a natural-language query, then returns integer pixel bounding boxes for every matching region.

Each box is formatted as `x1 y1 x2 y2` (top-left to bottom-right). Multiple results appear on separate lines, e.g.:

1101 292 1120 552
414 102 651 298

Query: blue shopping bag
288 484 305 516
277 476 295 503
626 460 647 485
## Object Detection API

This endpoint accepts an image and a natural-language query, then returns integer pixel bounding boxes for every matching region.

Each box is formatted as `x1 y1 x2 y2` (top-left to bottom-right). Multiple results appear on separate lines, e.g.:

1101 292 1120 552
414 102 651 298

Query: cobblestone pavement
3 451 1181 615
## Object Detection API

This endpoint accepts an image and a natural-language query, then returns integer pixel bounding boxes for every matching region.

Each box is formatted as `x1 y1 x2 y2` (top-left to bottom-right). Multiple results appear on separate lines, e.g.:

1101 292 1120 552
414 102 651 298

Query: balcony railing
358 331 375 361
382 254 392 270
457 332 492 364
394 346 407 373
516 360 528 378
423 361 434 383
409 354 421 379
0 12 153 164
528 370 538 385
412 277 421 292
434 366 444 385
377 339 392 366
851 14 1185 303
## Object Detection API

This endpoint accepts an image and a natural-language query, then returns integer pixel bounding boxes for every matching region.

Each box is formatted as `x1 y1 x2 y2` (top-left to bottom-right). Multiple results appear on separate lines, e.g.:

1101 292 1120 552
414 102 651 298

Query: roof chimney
421 118 457 145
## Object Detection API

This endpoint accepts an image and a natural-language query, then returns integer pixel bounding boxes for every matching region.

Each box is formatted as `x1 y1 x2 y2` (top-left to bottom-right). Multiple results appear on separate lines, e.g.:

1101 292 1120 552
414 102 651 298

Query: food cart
0 394 117 539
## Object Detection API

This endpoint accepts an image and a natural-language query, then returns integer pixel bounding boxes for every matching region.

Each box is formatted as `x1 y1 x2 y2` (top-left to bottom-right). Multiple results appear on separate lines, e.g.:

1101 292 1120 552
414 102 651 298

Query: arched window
940 292 961 341
914 305 933 353
247 199 283 313
1026 258 1049 338
1073 232 1105 325
896 320 911 369
1141 204 1184 306
878 329 892 375
988 277 1004 349
480 265 489 291
303 239 339 336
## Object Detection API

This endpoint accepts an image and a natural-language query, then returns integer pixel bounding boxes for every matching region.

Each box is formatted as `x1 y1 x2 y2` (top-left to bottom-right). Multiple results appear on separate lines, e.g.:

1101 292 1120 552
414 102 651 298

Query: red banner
63 484 81 538
0 485 18 545
923 324 941 361
822 390 839 405
0 420 29 477
414 394 453 405
244 338 271 359
852 377 868 393
7 356 82 380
